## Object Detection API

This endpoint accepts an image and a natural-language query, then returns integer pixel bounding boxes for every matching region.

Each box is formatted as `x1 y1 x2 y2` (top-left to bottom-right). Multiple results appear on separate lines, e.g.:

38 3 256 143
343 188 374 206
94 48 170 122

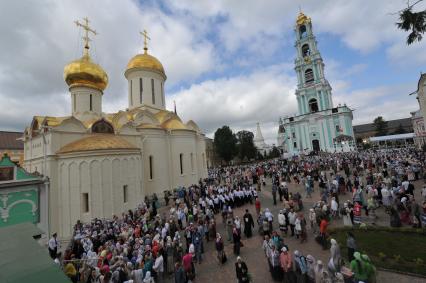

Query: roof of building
0 154 37 181
27 106 201 137
369 133 415 142
353 118 412 134
0 223 70 283
0 131 24 150
57 134 139 154
125 50 165 77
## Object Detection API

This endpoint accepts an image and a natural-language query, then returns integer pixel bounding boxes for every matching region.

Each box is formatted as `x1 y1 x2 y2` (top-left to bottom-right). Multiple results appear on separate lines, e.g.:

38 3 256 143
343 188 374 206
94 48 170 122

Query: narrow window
123 185 128 203
151 79 155 104
299 25 307 38
294 142 297 148
82 193 89 213
139 78 143 104
73 95 76 112
336 125 341 132
149 155 153 179
161 82 164 106
292 132 296 138
179 153 183 175
308 98 319 112
89 94 93 111
302 44 310 57
130 80 133 105
305 69 314 84
190 153 194 172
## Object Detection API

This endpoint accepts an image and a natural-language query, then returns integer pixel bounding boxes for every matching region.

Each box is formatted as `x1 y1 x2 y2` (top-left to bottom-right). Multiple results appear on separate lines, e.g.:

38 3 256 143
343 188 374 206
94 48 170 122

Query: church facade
22 20 207 238
278 12 356 155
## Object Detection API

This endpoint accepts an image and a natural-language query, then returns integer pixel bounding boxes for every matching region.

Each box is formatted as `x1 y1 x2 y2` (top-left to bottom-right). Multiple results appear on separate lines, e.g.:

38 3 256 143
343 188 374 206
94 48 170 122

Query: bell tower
294 12 333 115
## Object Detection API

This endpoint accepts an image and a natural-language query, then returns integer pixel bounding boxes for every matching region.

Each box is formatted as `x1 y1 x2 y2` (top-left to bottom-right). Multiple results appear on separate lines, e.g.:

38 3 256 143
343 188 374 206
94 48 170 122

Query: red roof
0 131 24 150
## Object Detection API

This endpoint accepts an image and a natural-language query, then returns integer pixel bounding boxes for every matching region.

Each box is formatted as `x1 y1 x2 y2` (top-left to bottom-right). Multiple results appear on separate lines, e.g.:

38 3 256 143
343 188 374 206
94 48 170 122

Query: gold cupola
63 18 108 92
296 11 311 26
64 54 108 91
125 30 166 78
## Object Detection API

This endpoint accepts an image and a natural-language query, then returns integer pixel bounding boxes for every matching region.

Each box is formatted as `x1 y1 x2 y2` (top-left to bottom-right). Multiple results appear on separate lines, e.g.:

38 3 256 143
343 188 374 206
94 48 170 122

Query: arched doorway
312 139 320 151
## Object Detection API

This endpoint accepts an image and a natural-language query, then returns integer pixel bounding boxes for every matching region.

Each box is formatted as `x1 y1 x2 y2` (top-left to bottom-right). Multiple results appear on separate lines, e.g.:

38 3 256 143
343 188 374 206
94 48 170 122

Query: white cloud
0 0 217 130
0 0 423 140
168 64 297 144
333 84 419 125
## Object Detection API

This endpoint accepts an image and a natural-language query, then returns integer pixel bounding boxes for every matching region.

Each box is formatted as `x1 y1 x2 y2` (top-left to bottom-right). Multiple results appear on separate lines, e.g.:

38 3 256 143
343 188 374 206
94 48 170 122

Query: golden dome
137 123 162 129
296 11 311 26
125 51 165 77
64 54 108 91
57 134 138 154
154 110 172 123
161 117 188 130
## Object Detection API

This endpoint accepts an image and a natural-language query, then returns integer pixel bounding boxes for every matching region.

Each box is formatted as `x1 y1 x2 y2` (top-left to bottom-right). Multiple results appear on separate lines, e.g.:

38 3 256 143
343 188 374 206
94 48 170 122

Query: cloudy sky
0 0 425 144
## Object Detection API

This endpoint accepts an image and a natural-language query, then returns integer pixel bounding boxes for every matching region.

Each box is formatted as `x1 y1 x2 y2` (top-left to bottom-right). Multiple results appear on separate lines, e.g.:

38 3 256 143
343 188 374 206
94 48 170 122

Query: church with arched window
278 12 356 155
21 20 207 238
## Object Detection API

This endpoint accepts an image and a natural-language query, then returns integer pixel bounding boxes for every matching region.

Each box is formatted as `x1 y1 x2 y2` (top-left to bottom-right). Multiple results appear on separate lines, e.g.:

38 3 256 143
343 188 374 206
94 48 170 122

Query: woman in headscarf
233 226 242 255
350 252 368 283
314 260 330 283
362 254 376 283
235 256 250 283
165 236 174 275
331 197 339 218
342 202 353 226
215 233 226 264
293 250 308 283
143 271 155 283
328 238 342 273
346 232 357 262
270 245 283 281
280 246 294 283
278 210 288 237
306 255 316 283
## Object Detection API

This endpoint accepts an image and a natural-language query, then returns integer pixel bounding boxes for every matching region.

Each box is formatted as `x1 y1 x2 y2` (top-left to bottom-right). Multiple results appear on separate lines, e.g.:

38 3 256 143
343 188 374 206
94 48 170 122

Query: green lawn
329 227 426 276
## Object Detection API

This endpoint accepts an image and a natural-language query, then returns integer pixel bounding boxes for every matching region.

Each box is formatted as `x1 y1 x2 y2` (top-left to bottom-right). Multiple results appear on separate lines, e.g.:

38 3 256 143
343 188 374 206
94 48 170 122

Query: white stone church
22 21 207 238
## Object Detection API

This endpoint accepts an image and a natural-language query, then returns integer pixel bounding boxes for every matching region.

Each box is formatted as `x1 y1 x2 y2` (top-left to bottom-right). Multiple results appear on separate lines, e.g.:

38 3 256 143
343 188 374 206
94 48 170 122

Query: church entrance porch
312 139 320 151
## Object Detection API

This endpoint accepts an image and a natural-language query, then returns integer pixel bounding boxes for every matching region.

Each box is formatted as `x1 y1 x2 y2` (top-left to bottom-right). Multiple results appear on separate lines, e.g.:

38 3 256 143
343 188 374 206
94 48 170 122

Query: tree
213 126 237 163
373 116 388 136
236 130 257 161
393 123 407 134
396 0 426 45
268 146 281 159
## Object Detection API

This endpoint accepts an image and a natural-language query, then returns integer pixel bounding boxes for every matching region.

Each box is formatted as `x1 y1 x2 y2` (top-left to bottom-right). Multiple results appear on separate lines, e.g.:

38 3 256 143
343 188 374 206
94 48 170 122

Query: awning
0 223 70 283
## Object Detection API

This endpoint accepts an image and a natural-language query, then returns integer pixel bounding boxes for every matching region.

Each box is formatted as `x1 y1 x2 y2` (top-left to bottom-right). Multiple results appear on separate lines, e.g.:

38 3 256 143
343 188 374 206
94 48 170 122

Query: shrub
393 254 401 262
378 252 386 261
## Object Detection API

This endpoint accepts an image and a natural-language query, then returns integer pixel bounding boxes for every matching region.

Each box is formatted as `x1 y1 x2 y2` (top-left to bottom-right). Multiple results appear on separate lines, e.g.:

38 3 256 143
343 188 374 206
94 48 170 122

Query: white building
254 123 271 156
22 21 207 238
278 12 356 155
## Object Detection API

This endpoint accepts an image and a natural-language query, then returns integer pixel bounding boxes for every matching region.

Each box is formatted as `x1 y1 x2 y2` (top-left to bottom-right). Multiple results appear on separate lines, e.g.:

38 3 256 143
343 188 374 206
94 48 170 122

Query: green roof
0 153 38 180
0 223 70 283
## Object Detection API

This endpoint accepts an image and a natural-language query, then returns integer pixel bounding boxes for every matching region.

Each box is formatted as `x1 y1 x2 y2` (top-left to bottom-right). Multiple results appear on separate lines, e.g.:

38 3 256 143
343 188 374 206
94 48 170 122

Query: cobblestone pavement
163 177 426 283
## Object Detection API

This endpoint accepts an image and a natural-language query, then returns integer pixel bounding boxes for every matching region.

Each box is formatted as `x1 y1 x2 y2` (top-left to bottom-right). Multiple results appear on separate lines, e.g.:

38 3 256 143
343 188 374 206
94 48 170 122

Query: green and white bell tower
278 12 356 155
294 12 332 115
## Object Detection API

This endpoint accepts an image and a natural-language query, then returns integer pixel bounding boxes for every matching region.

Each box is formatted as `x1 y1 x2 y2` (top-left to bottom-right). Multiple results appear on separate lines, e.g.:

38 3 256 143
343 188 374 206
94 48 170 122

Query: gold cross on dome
140 29 151 53
75 17 97 56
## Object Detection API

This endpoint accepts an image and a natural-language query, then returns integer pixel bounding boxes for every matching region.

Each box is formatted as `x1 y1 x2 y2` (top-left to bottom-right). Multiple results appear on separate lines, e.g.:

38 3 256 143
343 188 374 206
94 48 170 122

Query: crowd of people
53 163 267 283
50 148 425 283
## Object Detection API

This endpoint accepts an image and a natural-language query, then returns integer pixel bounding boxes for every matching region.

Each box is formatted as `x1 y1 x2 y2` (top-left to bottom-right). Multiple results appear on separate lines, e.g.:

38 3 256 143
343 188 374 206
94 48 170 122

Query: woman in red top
182 252 194 280
255 198 261 216
319 217 328 250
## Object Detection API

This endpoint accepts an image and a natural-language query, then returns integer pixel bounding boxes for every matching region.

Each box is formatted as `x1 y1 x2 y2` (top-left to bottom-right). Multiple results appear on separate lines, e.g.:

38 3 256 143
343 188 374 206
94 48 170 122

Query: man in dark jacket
243 209 254 238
